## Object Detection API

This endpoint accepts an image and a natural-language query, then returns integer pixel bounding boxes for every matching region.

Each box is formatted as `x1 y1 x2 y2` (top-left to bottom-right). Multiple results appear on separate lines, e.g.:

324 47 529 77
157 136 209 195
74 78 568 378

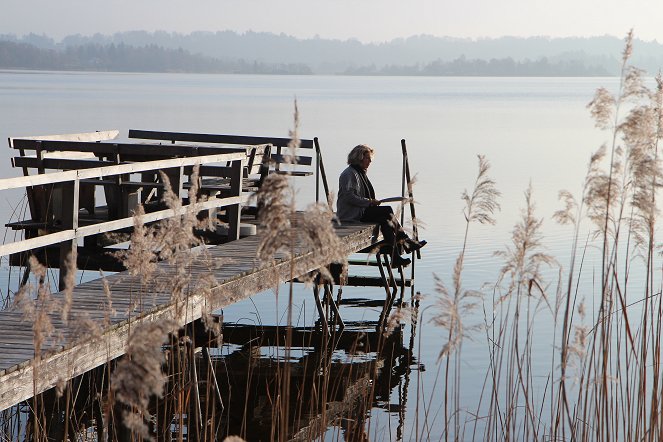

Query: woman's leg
361 206 426 255
360 206 398 245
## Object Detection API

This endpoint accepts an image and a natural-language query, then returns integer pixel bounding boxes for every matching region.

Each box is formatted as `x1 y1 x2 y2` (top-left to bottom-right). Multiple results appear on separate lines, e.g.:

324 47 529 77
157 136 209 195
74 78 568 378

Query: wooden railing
0 151 246 288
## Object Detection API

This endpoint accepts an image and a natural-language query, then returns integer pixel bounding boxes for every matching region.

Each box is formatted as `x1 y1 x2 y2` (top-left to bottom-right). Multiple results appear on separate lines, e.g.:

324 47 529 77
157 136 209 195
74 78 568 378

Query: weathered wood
13 157 117 170
8 130 119 144
314 137 331 207
0 152 245 191
0 129 370 414
58 180 79 290
270 153 312 166
226 160 243 240
128 129 314 149
274 171 314 177
0 151 248 257
77 194 248 236
0 221 378 411
12 139 247 159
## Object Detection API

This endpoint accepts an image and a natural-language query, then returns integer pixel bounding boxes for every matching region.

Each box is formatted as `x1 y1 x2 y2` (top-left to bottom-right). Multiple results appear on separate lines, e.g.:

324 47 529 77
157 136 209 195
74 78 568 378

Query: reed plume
112 320 176 440
548 30 663 441
433 155 501 357
256 173 293 263
429 154 500 441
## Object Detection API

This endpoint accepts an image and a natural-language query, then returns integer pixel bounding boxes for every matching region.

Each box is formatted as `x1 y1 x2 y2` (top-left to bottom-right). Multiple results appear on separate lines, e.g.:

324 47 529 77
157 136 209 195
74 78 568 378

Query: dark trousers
360 206 406 254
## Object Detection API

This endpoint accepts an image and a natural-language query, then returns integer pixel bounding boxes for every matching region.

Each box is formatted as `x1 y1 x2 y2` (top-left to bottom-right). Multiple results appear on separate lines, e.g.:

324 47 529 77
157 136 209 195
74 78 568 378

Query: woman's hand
370 199 381 206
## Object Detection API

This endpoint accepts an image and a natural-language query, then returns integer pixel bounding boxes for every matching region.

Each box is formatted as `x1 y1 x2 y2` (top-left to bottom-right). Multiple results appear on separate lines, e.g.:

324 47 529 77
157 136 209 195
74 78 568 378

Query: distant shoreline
7 31 663 76
0 68 618 78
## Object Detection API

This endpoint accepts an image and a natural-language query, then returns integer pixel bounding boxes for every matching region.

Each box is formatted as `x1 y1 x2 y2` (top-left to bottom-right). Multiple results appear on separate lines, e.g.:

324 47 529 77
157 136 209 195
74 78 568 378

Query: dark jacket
337 165 374 222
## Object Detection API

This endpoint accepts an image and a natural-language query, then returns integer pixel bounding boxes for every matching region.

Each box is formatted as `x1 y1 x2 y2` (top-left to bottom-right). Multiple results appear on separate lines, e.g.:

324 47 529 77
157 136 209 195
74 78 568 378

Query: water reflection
0 300 420 441
203 321 418 441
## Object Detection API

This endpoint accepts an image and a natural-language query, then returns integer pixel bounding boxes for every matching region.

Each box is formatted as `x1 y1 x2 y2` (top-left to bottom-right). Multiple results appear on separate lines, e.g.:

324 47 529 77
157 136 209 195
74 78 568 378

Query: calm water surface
0 71 626 439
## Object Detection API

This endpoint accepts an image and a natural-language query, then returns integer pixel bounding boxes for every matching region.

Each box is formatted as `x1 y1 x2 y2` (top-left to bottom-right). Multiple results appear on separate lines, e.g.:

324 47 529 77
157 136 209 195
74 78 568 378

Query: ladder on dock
309 139 422 332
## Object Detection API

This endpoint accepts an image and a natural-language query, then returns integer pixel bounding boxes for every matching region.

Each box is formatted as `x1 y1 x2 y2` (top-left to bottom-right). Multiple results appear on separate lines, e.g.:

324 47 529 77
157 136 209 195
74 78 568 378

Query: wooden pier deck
0 221 378 412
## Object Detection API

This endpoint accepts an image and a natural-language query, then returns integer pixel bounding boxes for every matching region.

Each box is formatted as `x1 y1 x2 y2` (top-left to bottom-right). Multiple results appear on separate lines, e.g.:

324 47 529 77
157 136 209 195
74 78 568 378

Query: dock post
58 177 79 291
226 159 243 241
313 137 331 209
163 166 184 200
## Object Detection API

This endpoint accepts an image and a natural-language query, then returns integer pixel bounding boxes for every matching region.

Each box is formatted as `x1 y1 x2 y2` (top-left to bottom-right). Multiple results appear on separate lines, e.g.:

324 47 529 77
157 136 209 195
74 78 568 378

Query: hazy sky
2 0 662 43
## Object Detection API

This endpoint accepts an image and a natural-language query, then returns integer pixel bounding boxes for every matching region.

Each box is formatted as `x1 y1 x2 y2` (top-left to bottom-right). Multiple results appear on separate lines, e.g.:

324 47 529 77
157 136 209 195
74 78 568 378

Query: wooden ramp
0 221 378 412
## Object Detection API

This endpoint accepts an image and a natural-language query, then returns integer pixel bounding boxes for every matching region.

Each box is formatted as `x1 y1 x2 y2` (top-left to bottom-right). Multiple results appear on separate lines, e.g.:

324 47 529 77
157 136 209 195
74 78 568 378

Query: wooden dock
0 129 419 427
0 220 378 411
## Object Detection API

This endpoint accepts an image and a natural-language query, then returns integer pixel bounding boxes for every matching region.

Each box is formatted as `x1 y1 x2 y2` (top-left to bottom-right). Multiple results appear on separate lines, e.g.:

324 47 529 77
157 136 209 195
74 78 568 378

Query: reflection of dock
200 323 415 441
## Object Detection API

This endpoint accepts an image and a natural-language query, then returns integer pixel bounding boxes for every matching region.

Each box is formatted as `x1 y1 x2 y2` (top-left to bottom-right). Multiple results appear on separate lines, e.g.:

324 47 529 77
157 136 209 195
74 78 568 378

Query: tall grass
428 30 663 441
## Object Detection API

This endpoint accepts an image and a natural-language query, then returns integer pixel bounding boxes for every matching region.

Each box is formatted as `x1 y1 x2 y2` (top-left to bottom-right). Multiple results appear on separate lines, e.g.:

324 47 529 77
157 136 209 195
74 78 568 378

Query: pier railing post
226 158 243 241
58 175 79 291
162 166 184 201
313 137 331 209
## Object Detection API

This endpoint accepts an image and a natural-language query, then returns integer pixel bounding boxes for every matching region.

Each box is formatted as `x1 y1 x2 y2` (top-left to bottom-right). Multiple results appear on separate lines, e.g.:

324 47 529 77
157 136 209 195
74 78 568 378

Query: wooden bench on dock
128 129 331 207
7 131 250 286
5 128 335 285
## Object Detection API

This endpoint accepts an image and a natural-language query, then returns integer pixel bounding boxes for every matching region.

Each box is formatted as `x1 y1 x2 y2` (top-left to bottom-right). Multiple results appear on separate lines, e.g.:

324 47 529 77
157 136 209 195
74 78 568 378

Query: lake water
0 71 628 439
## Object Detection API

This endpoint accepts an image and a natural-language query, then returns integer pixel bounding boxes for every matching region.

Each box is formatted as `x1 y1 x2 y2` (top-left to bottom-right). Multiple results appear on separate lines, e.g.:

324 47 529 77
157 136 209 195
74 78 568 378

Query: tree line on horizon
2 30 661 76
0 40 312 75
345 55 611 76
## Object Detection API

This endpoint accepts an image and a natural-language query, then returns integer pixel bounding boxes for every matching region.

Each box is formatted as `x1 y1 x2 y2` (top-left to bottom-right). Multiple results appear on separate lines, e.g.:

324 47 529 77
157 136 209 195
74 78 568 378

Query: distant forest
344 56 610 76
0 40 311 74
2 31 663 76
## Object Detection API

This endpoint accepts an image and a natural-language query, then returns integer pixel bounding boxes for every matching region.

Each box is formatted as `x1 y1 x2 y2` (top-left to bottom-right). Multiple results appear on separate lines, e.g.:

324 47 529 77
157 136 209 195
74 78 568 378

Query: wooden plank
128 129 314 149
0 152 245 191
0 222 377 410
271 153 313 166
274 171 314 177
0 230 76 257
186 165 235 177
75 194 248 237
5 220 47 230
11 139 248 158
0 193 249 256
13 157 117 170
75 152 245 180
9 130 119 144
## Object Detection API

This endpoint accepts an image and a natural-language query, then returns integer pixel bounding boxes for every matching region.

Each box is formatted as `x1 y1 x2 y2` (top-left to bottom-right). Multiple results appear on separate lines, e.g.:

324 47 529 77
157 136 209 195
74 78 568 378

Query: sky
2 0 662 43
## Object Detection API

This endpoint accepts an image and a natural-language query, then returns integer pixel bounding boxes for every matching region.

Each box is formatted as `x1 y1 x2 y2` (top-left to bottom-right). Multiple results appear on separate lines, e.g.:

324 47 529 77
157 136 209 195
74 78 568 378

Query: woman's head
347 144 375 168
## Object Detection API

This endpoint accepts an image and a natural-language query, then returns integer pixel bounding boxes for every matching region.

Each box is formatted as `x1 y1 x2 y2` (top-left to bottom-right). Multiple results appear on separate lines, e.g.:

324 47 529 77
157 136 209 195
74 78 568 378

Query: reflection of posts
206 323 413 440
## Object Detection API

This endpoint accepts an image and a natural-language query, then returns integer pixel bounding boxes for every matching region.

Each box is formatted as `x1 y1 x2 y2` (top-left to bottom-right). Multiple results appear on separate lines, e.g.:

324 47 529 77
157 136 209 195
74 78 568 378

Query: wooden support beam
226 159 243 241
11 139 247 159
0 153 245 191
128 129 314 149
9 130 119 144
58 179 79 291
0 194 249 258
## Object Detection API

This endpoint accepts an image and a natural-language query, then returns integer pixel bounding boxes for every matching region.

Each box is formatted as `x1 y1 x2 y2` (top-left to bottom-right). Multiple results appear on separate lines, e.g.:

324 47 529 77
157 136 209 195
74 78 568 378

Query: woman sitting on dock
337 144 426 267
